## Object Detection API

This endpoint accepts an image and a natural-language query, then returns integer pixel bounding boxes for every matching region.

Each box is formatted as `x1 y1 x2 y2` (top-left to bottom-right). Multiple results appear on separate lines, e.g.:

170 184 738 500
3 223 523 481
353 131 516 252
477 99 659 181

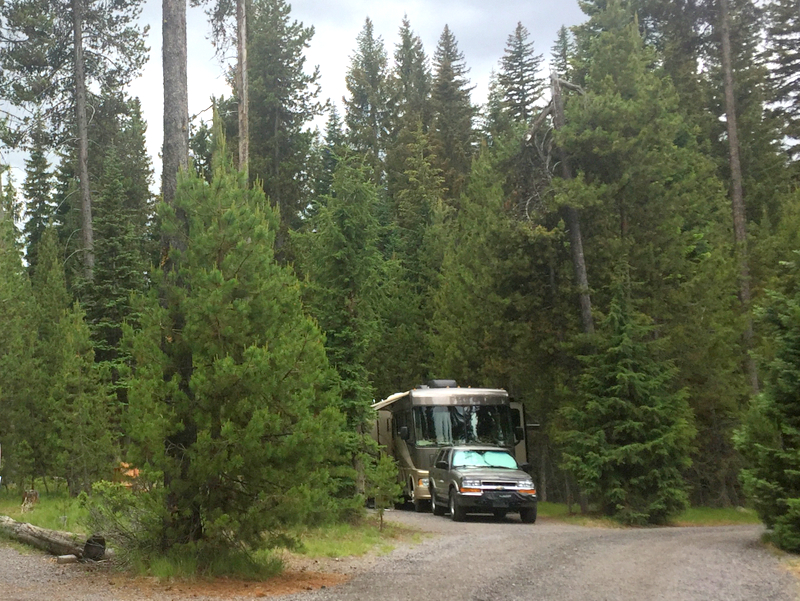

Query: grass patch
0 486 88 533
537 502 760 528
671 506 760 526
295 514 422 559
131 546 284 581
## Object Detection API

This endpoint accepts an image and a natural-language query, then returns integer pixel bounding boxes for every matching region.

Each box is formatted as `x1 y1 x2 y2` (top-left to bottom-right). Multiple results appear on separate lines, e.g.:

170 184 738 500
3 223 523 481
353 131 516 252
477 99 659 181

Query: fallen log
0 515 109 560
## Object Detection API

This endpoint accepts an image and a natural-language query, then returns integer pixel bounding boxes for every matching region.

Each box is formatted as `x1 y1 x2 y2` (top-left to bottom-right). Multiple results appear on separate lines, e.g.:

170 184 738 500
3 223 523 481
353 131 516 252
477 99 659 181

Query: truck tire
450 488 466 522
431 486 446 516
520 504 537 524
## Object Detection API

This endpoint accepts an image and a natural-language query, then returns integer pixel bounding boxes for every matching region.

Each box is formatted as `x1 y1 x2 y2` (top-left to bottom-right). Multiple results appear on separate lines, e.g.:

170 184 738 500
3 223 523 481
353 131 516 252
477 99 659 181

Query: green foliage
562 1 746 505
0 487 88 532
247 0 324 231
559 271 695 525
51 304 115 495
766 0 800 159
0 0 148 150
123 124 352 561
293 156 390 426
497 22 544 124
430 25 475 201
22 116 54 276
736 254 800 551
365 453 402 531
0 216 40 487
345 18 389 184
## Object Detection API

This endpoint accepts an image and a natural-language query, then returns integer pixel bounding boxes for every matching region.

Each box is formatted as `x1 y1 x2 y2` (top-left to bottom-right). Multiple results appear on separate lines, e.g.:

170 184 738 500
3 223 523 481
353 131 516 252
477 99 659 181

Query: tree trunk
73 0 93 280
0 516 108 560
162 0 189 213
236 0 248 180
719 0 758 393
551 74 594 335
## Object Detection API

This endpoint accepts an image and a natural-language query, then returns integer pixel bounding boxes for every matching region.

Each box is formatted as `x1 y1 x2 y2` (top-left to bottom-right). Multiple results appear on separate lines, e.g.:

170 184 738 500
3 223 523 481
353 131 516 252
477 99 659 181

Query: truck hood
454 467 531 482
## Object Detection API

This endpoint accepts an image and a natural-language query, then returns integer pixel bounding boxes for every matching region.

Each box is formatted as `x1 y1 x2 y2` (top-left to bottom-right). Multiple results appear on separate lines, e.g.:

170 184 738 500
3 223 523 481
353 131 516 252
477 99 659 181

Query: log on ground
0 515 108 560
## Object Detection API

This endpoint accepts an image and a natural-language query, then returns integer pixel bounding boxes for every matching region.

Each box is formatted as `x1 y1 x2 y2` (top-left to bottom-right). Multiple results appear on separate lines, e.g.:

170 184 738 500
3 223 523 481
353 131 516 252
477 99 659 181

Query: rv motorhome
371 380 527 511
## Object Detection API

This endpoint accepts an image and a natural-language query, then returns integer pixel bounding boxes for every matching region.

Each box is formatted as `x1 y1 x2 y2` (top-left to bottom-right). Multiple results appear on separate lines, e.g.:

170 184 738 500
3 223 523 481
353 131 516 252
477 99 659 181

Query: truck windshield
452 449 518 469
412 405 515 447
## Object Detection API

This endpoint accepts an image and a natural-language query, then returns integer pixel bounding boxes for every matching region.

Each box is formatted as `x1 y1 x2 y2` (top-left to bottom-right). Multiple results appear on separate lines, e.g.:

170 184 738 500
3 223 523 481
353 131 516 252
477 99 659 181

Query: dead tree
525 74 594 336
0 516 108 560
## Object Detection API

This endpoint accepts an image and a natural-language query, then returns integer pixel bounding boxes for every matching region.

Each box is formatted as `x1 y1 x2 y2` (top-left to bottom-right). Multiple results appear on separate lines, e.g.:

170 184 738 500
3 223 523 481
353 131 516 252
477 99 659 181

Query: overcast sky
126 0 587 184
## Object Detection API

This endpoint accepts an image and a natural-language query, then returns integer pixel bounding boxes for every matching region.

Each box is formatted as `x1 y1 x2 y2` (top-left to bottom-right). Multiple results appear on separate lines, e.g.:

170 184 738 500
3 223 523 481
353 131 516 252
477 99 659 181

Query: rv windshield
412 405 515 447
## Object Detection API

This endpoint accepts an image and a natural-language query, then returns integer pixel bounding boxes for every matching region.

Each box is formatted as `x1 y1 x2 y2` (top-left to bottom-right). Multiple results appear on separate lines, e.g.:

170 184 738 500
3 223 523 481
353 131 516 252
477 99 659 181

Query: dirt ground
0 534 385 600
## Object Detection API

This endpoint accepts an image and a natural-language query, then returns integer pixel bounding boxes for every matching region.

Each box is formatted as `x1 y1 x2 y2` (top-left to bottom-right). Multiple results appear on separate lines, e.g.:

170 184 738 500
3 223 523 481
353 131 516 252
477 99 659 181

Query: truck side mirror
399 426 409 440
520 462 532 473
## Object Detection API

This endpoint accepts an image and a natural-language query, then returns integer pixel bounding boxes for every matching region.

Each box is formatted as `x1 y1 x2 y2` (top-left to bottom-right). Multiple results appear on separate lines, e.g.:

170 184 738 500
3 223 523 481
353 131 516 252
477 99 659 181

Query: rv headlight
462 478 481 488
418 478 429 488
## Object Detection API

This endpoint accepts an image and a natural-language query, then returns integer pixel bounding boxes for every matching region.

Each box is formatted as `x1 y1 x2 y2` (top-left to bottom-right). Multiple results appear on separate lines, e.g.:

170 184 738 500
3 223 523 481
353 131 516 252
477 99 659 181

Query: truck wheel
450 488 466 522
520 504 537 524
431 486 446 516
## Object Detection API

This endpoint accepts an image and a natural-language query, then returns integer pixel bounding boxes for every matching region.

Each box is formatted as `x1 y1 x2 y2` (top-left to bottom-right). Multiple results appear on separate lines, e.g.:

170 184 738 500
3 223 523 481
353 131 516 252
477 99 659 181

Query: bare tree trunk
0 516 108 560
551 74 594 335
73 0 93 280
236 0 248 179
162 0 189 214
719 0 758 393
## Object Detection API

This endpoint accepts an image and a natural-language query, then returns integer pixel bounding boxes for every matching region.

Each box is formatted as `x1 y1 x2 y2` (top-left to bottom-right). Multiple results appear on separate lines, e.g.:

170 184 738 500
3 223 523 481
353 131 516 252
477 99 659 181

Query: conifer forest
3 0 800 560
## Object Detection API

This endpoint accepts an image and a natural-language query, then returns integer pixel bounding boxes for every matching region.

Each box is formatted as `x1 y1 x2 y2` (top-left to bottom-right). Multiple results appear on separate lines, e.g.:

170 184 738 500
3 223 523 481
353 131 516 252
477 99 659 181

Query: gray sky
129 0 586 183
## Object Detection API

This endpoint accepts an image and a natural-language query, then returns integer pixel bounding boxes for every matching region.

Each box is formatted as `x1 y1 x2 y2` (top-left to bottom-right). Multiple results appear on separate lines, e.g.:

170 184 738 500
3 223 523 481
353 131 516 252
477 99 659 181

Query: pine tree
551 26 575 80
766 0 800 158
51 94 155 297
247 0 324 232
293 156 388 426
0 207 39 486
371 125 444 395
560 269 695 525
84 146 147 368
52 304 114 495
562 0 748 505
344 17 389 185
430 25 475 203
22 116 54 276
737 255 800 550
388 16 431 131
311 106 346 201
386 17 431 203
0 0 149 278
497 22 545 124
125 125 350 556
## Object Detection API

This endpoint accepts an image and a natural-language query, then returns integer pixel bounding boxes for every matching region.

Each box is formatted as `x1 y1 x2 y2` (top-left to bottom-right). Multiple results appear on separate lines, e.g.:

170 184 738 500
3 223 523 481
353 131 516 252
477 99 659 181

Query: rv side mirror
514 426 524 443
399 426 409 440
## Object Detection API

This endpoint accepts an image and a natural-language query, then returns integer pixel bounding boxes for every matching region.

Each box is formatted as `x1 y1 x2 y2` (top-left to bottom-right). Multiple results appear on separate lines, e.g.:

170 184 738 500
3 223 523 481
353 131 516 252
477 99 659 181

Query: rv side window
396 410 413 441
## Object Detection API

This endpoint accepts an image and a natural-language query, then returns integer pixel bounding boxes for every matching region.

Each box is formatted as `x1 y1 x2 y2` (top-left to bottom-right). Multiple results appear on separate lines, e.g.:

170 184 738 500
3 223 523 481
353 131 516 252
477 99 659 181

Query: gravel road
283 510 799 601
0 510 797 601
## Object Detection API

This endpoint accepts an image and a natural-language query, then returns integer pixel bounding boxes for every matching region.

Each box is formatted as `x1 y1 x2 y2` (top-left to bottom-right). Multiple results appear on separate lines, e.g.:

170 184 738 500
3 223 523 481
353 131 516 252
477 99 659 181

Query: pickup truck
428 445 537 523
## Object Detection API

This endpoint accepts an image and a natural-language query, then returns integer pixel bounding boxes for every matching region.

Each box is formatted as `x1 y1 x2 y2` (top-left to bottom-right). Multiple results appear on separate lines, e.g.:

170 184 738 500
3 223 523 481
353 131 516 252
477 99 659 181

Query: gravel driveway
284 510 799 601
1 510 797 601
